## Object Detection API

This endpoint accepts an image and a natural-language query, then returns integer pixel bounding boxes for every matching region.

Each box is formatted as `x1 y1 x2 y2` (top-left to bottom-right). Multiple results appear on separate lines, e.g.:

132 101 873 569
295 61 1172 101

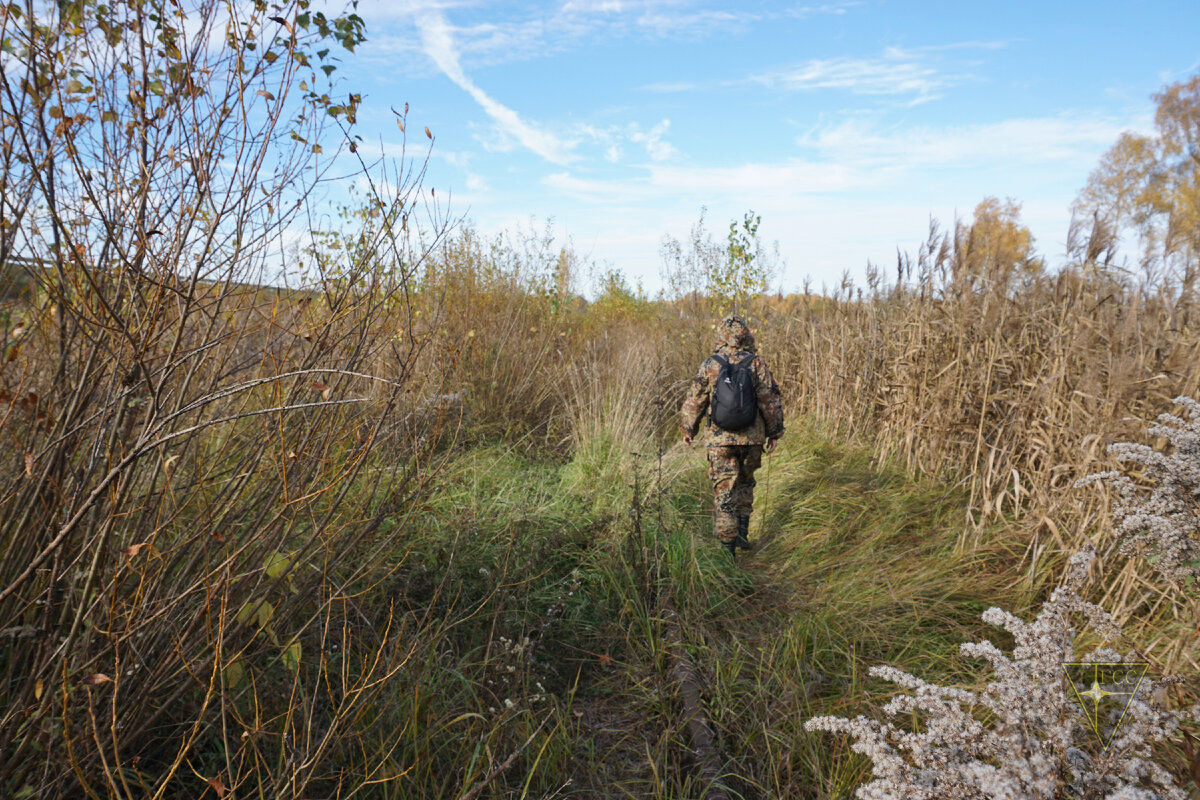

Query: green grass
328 419 1037 798
685 421 1034 798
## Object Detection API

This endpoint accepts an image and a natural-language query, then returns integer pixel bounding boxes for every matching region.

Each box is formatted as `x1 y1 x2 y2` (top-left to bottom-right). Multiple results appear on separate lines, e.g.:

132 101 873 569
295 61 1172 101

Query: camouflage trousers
706 445 763 543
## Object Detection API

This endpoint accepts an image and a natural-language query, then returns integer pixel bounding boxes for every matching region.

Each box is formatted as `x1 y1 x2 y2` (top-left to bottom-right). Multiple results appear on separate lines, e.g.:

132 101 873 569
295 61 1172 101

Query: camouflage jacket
680 345 785 447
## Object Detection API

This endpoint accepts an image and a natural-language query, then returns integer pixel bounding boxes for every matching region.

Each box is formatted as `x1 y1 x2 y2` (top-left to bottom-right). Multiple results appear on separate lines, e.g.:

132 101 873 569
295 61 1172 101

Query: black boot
732 514 752 550
722 539 739 560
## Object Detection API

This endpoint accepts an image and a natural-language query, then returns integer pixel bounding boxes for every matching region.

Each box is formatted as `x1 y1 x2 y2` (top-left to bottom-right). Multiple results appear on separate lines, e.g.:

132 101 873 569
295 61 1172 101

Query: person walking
680 315 785 559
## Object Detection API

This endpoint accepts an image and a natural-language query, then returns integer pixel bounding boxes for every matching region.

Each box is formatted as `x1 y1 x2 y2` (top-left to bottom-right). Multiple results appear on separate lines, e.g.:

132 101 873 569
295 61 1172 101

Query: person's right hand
764 438 778 454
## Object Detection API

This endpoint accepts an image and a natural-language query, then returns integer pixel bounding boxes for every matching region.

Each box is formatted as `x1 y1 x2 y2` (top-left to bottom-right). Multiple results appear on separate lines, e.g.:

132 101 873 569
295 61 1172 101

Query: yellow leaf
264 553 292 579
224 659 245 688
256 603 274 629
236 600 274 629
281 641 301 672
34 678 42 701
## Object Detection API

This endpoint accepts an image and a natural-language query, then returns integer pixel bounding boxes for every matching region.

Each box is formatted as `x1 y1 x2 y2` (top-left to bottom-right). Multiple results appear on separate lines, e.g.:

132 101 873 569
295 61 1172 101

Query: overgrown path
593 426 1040 799
386 425 1037 799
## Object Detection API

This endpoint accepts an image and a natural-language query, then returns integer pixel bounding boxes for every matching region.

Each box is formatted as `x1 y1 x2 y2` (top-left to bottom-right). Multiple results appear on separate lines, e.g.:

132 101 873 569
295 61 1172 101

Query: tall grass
758 223 1200 638
3 9 1199 788
7 200 1200 793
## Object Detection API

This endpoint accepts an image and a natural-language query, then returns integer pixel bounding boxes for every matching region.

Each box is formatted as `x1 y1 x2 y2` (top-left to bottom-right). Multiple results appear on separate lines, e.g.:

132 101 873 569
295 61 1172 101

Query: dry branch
662 595 729 800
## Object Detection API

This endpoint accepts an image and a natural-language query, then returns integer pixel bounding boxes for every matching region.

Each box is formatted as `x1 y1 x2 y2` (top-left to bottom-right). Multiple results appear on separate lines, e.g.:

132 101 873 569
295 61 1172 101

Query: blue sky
326 0 1200 295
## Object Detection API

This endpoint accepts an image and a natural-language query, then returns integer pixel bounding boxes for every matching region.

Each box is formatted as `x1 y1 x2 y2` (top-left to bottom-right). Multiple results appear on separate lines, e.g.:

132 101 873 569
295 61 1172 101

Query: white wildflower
804 545 1200 799
1076 395 1200 589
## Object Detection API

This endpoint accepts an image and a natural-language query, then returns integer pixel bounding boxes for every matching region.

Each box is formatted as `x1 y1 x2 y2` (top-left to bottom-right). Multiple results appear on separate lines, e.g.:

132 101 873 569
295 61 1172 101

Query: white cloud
797 113 1138 170
751 49 945 99
544 171 646 202
530 107 1149 289
647 160 862 199
787 2 862 18
358 0 475 18
520 119 681 165
1158 58 1200 84
635 8 750 37
359 1 763 75
560 0 627 12
629 120 677 161
640 45 959 100
413 10 577 165
450 17 551 63
542 158 863 206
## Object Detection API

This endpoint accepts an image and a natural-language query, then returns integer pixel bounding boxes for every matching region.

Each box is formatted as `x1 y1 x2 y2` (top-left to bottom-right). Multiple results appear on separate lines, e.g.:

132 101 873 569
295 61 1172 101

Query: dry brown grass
406 211 1200 680
755 222 1200 671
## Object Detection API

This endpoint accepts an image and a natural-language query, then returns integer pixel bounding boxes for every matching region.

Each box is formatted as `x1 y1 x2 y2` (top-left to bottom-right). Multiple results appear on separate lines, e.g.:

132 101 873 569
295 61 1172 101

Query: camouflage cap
716 314 754 350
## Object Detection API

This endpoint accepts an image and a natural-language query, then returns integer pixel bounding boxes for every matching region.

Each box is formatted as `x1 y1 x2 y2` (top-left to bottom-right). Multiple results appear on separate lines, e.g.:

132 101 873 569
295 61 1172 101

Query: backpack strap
712 353 756 373
707 355 729 428
733 353 759 391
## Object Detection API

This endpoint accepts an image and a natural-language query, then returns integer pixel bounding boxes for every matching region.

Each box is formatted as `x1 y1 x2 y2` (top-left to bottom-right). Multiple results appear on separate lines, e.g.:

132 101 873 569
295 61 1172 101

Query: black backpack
710 353 758 430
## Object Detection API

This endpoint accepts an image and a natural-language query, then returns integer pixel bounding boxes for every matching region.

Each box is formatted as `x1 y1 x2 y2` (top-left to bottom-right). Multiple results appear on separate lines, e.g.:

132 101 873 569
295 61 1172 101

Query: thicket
0 0 458 795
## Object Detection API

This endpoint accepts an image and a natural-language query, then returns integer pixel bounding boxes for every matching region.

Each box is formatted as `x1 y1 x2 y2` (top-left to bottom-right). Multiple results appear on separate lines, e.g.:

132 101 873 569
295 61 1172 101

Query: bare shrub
0 1 457 795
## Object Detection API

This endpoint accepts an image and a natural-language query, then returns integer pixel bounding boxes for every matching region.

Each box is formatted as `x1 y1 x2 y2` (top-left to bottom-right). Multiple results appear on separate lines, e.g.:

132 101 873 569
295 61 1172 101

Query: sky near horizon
327 0 1200 295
